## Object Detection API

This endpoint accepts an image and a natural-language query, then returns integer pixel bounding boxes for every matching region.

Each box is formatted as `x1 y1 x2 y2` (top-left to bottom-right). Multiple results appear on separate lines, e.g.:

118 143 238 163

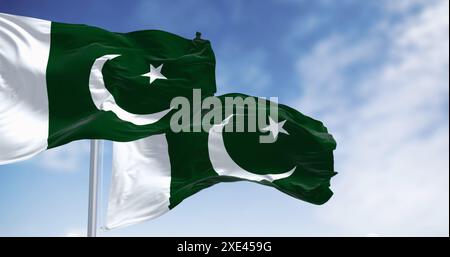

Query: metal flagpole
87 139 102 237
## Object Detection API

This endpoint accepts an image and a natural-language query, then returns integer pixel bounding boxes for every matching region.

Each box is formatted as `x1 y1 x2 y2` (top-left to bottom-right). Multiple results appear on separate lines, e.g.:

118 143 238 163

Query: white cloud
64 229 85 237
292 0 449 236
216 43 272 95
35 141 90 173
383 0 432 13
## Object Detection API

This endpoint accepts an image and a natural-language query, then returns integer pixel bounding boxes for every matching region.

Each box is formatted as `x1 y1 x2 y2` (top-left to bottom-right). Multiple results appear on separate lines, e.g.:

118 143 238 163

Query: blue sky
0 0 448 236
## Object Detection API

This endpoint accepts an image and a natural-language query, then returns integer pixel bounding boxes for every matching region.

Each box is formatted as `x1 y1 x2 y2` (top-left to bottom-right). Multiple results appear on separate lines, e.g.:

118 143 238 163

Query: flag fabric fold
0 13 51 164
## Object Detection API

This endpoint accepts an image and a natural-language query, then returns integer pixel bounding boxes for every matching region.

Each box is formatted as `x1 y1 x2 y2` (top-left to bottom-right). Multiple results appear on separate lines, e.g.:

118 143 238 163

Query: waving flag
106 94 336 229
0 13 216 164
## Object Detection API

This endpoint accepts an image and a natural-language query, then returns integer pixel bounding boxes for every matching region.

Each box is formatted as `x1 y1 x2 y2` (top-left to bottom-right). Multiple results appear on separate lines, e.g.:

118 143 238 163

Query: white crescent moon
208 116 296 182
88 54 171 125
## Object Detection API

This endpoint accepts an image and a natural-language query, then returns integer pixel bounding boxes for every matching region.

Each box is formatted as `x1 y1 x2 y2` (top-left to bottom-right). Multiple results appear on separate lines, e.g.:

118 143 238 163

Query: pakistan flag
106 94 337 229
0 13 216 164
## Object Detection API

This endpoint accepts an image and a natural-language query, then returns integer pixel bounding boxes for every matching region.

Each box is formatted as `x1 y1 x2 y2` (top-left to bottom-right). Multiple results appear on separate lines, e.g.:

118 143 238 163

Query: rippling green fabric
167 94 337 208
46 22 216 148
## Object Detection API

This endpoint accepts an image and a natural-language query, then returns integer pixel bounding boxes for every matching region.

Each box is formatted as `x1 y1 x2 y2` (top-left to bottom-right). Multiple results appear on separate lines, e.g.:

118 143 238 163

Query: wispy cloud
291 0 449 236
34 141 90 173
216 43 272 95
64 229 85 237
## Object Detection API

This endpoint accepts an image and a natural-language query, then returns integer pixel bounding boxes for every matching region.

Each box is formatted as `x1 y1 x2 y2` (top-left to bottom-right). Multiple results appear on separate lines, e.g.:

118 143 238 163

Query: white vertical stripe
0 13 51 164
105 135 172 230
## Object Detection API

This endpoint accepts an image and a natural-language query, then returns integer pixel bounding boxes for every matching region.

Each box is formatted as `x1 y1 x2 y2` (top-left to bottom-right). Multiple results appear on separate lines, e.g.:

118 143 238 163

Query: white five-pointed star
261 116 289 140
141 64 167 85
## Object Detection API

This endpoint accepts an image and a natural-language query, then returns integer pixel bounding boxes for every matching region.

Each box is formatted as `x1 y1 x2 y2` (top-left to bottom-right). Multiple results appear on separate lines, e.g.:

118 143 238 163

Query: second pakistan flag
106 94 337 229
